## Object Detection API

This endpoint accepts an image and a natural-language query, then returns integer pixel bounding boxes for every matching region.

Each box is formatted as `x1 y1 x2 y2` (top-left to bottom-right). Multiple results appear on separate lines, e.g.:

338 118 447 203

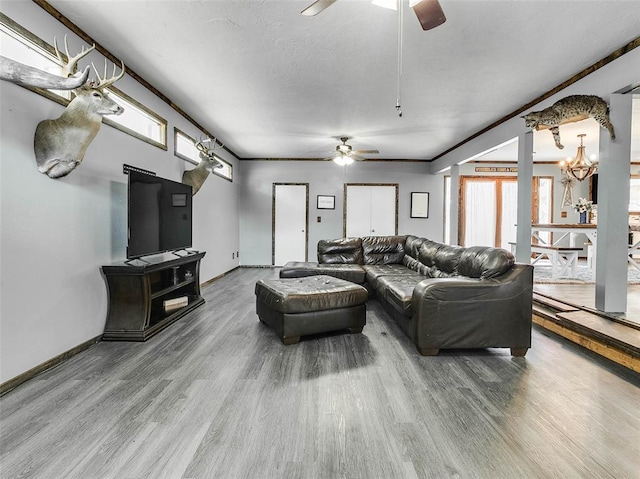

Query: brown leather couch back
456 245 515 279
318 237 363 264
362 235 407 264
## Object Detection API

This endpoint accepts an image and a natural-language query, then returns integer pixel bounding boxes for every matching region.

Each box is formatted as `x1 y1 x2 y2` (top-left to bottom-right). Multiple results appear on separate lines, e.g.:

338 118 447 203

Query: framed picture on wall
317 195 335 210
411 192 429 218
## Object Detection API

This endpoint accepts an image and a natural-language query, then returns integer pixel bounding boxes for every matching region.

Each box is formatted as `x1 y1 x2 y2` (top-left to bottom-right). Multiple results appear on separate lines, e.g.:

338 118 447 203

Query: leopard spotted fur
521 95 615 149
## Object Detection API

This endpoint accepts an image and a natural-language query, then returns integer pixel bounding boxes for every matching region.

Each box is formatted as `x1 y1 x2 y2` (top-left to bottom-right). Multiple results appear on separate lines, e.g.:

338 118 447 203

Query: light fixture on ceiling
559 134 597 181
333 153 354 166
372 0 430 10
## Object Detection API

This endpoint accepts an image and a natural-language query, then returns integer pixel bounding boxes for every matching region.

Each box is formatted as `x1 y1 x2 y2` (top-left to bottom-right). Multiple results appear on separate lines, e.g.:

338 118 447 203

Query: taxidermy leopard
521 95 615 149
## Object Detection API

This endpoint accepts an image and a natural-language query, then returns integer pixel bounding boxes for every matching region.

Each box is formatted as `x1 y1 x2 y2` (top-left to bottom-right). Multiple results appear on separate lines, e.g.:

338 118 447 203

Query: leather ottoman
255 275 368 345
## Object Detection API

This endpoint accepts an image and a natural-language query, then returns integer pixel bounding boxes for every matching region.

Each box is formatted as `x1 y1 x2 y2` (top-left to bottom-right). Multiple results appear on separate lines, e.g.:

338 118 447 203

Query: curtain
465 181 496 247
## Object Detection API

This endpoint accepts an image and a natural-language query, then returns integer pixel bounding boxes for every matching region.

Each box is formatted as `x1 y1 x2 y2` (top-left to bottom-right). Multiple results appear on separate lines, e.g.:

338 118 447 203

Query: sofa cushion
280 261 367 284
432 244 464 277
456 246 515 279
316 264 366 283
318 237 363 264
362 235 407 264
418 240 443 270
376 274 426 317
279 261 320 278
404 235 426 260
403 235 427 273
362 264 414 289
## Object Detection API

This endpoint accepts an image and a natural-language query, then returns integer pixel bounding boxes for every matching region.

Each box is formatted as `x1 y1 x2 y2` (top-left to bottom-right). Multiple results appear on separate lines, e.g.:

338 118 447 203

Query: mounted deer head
182 137 224 195
33 37 125 178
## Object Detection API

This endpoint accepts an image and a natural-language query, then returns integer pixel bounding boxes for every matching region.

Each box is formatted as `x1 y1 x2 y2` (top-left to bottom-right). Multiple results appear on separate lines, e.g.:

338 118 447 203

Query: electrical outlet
561 211 567 218
237 251 239 257
317 216 321 223
232 252 235 259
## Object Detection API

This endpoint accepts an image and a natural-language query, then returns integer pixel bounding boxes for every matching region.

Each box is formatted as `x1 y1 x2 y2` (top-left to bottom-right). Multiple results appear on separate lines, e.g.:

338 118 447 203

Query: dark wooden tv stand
101 251 206 341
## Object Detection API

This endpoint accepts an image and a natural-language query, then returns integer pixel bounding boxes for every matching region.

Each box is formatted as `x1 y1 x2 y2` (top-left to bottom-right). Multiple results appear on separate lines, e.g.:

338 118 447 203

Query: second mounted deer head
182 137 224 195
30 36 125 178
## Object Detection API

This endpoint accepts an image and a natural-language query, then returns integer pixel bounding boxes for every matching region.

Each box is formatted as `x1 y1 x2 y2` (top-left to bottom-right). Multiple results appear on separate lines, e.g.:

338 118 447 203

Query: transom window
103 87 167 149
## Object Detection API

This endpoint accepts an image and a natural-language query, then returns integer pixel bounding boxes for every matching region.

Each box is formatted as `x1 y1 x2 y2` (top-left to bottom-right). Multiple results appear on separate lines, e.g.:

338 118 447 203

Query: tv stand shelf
101 251 206 341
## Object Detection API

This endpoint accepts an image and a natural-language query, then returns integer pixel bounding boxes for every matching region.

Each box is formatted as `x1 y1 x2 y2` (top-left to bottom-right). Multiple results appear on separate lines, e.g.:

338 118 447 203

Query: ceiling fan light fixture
372 0 425 11
333 154 353 166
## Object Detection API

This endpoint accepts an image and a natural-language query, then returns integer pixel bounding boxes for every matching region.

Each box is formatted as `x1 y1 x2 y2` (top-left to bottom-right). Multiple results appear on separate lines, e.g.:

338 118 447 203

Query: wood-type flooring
1 267 639 479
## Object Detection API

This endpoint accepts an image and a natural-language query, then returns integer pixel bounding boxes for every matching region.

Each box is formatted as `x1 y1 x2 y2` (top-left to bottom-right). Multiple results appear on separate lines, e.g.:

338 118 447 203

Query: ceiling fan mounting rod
396 0 404 118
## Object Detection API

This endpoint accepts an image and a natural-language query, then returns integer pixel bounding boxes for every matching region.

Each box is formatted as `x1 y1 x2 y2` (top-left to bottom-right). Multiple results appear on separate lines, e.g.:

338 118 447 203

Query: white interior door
371 186 396 235
346 186 371 237
274 184 308 265
346 185 397 237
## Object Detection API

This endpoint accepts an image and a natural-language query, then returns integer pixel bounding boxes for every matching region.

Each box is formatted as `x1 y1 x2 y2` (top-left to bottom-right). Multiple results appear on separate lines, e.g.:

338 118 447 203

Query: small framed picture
317 195 335 210
410 192 429 218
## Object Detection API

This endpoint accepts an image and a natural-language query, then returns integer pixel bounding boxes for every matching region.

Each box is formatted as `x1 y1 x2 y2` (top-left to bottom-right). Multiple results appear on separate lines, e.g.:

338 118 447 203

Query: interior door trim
343 183 399 237
272 182 309 265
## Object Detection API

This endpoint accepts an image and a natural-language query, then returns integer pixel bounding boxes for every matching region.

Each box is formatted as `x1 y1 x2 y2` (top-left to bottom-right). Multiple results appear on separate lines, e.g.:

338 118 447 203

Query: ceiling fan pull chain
396 0 404 117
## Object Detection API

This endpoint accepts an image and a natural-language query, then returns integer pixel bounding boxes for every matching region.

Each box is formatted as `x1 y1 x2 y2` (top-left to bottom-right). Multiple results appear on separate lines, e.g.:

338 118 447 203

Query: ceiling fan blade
412 0 446 31
350 154 366 162
354 149 379 154
301 0 338 16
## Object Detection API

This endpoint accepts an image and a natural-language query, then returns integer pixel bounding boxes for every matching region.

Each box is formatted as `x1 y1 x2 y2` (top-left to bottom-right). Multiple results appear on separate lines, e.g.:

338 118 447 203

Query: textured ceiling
45 0 640 163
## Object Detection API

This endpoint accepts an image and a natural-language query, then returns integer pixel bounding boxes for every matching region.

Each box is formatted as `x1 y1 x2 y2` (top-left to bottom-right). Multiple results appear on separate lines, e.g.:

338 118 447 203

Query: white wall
0 3 240 384
239 160 443 265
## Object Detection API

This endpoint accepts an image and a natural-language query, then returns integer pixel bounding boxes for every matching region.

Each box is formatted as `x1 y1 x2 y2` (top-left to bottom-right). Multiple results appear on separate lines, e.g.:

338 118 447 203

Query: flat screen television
127 170 193 259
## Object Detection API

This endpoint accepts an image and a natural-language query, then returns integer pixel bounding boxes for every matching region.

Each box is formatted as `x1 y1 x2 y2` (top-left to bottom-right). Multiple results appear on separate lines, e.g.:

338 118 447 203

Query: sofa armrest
410 264 533 351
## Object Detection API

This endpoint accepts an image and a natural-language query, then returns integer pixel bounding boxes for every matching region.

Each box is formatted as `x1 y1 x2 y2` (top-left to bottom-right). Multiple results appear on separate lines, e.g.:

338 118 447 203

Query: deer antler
195 139 208 154
91 59 126 90
195 137 224 153
53 35 95 78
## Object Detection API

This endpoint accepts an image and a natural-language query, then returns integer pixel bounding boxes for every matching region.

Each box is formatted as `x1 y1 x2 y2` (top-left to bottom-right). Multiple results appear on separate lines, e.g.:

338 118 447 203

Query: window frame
174 128 233 182
102 85 167 150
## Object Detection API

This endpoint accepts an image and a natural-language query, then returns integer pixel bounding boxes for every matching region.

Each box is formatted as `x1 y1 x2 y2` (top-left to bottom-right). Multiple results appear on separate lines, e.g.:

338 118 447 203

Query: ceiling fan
301 0 446 31
325 137 379 165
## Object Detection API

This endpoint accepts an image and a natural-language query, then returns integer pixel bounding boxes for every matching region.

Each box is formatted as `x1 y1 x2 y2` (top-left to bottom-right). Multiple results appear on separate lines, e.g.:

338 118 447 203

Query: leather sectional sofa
280 235 533 357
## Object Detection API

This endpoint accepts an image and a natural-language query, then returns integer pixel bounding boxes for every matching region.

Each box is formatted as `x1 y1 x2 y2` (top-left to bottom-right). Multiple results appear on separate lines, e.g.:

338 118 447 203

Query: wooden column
516 131 533 263
595 93 632 313
449 164 460 245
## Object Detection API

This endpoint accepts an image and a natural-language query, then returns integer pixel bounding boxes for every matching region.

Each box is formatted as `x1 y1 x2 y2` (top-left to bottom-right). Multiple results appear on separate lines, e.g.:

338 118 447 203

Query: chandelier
559 134 597 181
